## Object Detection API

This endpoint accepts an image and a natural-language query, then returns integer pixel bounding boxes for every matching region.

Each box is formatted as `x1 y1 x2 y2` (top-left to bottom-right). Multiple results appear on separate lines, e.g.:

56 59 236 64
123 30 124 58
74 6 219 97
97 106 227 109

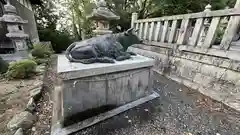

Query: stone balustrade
130 0 240 111
131 2 240 52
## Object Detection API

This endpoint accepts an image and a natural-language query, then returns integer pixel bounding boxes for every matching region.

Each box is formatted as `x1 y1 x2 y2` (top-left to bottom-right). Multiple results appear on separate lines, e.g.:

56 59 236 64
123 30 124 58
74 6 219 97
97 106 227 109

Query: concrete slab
57 55 154 80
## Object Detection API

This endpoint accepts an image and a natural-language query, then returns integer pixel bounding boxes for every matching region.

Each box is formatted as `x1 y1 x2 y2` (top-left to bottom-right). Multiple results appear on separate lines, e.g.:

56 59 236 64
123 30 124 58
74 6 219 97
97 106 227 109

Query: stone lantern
87 0 120 36
0 0 29 55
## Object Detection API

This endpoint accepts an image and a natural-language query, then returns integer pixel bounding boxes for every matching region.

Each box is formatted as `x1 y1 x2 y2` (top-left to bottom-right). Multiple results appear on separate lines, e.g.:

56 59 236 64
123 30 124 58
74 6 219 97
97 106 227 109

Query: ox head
117 28 142 50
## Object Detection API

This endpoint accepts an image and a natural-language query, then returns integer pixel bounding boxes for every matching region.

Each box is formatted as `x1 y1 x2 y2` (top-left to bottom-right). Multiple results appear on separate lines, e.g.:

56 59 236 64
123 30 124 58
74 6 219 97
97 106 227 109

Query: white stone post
131 13 138 28
204 4 212 12
220 0 240 49
197 4 212 46
235 0 240 8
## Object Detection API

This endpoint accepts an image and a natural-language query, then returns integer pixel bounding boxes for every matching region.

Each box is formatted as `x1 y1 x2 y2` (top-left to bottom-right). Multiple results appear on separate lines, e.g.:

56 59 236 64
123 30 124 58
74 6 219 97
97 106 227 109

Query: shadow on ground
74 72 240 135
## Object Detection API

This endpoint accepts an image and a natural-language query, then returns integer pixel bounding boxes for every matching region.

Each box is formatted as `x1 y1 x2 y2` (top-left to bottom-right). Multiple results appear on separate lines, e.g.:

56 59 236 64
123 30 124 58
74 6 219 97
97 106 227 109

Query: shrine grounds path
38 57 240 135
74 72 240 135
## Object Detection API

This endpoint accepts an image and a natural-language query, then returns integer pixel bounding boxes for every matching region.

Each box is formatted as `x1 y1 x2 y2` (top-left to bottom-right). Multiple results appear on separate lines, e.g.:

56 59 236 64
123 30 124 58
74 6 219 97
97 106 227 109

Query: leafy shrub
38 29 73 53
6 59 37 79
0 57 8 74
31 43 53 58
214 27 225 45
32 58 48 65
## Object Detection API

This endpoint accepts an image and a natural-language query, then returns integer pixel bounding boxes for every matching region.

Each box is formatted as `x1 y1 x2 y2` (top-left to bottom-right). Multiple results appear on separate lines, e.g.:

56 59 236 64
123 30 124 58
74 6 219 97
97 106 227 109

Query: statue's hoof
105 59 115 63
109 60 115 63
128 52 137 56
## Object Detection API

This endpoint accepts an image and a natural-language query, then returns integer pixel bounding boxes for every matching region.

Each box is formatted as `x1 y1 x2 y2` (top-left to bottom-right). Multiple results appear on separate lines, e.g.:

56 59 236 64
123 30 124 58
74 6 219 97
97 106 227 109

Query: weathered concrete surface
128 44 240 112
57 55 154 120
52 92 159 135
62 68 152 119
57 54 154 80
7 111 36 130
74 73 240 135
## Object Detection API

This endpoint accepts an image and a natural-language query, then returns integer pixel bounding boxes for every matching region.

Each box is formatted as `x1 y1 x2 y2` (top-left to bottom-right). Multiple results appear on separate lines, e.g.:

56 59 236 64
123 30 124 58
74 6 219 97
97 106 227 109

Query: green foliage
34 0 237 43
31 43 53 58
33 1 59 30
67 0 95 40
38 29 73 53
32 58 48 65
215 28 225 44
0 57 8 74
106 0 236 31
6 60 37 79
31 43 53 65
33 0 74 53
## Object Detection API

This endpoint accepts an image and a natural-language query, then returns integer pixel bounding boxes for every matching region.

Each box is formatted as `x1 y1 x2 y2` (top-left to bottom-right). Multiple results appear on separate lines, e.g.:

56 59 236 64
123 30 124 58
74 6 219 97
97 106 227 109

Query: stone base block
57 55 154 120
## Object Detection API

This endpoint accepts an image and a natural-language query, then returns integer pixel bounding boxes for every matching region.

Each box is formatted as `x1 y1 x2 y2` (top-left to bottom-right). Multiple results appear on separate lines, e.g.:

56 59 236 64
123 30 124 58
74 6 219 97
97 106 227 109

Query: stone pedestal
57 55 154 119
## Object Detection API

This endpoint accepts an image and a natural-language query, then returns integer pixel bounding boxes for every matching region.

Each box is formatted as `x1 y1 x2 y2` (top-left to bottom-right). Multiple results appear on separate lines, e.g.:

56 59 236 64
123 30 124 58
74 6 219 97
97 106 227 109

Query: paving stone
7 111 36 130
26 98 36 113
30 87 42 101
14 128 23 135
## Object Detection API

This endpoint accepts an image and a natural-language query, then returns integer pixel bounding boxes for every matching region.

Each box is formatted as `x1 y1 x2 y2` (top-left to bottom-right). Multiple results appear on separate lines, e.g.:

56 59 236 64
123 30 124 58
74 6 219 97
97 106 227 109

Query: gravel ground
74 73 240 135
30 57 240 135
28 56 57 135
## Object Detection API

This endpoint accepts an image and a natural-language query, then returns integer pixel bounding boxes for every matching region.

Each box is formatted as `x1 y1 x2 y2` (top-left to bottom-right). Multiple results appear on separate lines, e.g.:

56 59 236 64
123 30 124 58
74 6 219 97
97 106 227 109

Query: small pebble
184 133 192 135
124 116 129 119
144 109 149 112
32 127 36 131
128 120 132 123
216 133 221 135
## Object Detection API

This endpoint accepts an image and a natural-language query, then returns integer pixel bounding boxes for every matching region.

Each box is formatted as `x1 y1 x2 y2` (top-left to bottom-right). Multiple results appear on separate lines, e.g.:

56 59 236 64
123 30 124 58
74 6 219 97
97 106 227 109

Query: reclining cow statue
65 28 142 64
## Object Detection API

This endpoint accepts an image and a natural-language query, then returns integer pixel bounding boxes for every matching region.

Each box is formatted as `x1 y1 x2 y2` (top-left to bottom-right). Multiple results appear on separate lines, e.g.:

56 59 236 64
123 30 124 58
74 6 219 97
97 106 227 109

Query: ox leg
127 51 137 55
96 57 115 63
80 57 115 64
116 52 131 61
80 58 99 64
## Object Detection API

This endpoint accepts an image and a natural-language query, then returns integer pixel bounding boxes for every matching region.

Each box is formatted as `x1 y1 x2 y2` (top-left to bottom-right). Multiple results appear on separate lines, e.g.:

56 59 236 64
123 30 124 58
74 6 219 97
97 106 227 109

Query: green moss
31 43 53 59
6 59 37 79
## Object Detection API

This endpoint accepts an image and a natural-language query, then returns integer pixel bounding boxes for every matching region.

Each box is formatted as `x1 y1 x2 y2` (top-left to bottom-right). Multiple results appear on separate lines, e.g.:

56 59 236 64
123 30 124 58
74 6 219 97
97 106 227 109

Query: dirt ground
0 74 43 135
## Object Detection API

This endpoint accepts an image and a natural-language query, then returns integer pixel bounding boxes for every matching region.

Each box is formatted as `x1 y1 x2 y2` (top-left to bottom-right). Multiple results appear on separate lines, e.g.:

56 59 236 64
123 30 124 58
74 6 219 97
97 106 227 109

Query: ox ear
135 29 139 33
124 28 134 36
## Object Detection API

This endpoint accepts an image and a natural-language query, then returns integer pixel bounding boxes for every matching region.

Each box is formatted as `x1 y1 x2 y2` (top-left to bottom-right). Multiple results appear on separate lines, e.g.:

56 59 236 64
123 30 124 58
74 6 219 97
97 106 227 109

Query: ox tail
65 42 78 62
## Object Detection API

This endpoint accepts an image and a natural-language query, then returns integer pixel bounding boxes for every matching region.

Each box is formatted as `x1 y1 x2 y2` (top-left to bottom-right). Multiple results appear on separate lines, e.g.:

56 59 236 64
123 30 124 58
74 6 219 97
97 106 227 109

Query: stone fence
129 1 240 111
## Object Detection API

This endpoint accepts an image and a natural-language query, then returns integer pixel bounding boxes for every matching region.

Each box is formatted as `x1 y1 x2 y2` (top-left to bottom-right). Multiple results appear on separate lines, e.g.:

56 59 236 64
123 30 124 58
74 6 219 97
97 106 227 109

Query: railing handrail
131 1 240 51
135 8 240 23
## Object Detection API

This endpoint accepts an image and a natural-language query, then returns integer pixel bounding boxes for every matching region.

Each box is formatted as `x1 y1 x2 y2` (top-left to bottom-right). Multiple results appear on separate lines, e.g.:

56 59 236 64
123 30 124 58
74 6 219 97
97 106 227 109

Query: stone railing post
220 0 240 50
204 4 212 12
197 4 212 46
235 0 240 8
131 12 138 28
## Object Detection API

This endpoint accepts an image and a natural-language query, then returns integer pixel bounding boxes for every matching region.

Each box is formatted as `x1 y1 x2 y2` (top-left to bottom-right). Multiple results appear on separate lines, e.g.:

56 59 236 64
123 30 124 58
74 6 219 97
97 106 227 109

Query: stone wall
128 44 240 111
